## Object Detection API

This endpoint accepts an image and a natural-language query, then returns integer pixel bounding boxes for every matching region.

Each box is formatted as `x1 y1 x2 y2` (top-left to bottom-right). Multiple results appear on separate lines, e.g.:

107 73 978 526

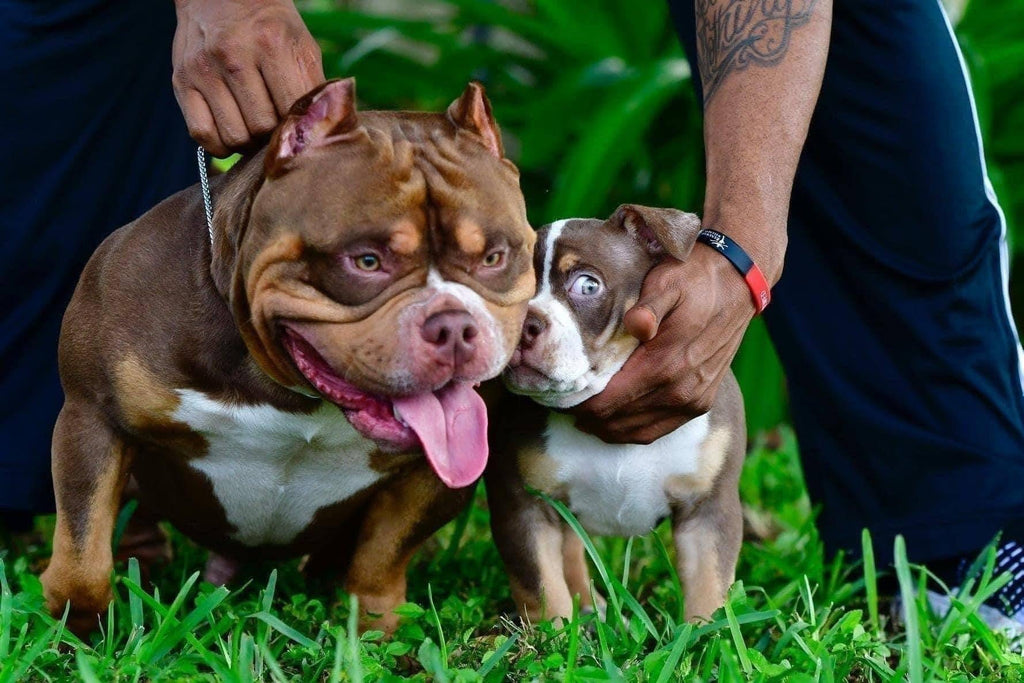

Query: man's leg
0 1 196 525
669 0 1024 582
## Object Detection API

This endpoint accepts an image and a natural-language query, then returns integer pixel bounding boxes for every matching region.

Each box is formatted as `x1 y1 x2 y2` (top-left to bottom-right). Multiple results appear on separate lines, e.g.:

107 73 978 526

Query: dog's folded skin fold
41 78 536 636
487 207 746 624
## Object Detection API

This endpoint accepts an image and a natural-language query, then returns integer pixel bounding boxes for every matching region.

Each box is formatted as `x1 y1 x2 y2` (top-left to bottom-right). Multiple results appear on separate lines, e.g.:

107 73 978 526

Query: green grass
2 429 1021 681
4 2 1022 679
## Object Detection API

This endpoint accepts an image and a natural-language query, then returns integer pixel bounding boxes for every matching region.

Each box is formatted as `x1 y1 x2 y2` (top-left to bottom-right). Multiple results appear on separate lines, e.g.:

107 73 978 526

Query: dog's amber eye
354 254 381 271
482 250 505 267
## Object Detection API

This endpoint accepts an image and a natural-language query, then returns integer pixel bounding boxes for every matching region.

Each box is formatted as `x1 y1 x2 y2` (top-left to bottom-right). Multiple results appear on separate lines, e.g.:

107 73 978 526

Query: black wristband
696 228 771 313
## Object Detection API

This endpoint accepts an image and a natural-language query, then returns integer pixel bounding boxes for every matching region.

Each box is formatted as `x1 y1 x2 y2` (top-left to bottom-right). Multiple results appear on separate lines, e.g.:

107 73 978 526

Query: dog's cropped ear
447 82 503 159
265 78 360 178
609 204 702 262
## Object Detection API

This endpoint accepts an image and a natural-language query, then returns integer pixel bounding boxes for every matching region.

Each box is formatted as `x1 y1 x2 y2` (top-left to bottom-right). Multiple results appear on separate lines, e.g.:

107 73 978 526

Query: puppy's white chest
174 389 385 546
539 413 711 536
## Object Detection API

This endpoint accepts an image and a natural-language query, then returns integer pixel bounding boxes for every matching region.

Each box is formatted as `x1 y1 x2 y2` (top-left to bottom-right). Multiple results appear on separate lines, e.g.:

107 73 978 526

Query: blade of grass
427 583 448 667
565 594 581 681
893 536 924 683
0 560 11 662
258 641 289 683
127 557 144 631
655 624 693 683
75 650 102 683
800 575 816 627
147 586 231 663
145 571 201 655
723 596 752 675
621 536 634 591
478 633 519 677
249 611 318 650
328 626 344 683
347 594 364 683
861 529 880 635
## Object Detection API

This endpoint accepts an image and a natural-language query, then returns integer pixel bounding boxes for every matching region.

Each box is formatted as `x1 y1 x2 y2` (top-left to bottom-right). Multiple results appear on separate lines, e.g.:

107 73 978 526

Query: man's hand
573 247 754 444
172 0 324 157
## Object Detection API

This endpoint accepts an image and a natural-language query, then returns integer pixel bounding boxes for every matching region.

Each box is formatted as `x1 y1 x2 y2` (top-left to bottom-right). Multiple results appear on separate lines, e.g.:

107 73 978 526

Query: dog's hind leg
41 401 134 636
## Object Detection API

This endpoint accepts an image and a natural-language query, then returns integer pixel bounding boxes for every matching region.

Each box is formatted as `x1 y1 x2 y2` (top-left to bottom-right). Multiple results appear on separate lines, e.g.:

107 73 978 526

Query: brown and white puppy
41 78 536 635
487 205 745 623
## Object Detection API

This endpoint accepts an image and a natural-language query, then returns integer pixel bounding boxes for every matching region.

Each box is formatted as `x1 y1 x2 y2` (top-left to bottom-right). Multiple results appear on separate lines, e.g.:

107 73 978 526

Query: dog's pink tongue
393 383 488 488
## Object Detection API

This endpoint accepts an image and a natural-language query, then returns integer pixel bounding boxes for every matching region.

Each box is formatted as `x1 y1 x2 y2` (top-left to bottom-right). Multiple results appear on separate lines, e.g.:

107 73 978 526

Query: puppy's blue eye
569 274 602 297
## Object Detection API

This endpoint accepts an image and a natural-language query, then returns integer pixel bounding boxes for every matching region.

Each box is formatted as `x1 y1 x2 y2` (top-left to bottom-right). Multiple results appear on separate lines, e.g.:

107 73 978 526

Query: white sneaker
923 589 1024 639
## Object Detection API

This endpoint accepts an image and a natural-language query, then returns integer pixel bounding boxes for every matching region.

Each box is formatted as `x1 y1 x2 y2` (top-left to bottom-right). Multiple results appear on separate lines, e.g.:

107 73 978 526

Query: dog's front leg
42 401 134 635
486 468 576 623
344 463 473 634
673 489 742 622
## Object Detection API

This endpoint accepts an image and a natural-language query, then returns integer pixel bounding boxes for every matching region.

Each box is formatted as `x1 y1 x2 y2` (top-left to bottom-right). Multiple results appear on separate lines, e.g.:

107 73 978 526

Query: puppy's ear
609 204 702 262
265 78 360 178
447 82 503 159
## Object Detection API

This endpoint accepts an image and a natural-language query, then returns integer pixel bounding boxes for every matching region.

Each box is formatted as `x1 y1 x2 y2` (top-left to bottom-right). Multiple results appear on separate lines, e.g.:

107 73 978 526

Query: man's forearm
697 0 832 284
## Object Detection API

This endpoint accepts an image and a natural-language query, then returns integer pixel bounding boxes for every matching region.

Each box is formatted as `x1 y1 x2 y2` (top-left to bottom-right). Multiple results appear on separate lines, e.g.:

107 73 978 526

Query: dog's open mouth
282 327 487 488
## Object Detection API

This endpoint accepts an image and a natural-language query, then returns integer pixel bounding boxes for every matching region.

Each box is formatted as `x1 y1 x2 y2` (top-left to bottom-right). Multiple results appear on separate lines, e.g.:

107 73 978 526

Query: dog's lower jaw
504 366 620 410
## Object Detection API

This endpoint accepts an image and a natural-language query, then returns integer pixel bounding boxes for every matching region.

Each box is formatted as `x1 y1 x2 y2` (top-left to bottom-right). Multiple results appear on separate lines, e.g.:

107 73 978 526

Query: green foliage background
299 0 1024 434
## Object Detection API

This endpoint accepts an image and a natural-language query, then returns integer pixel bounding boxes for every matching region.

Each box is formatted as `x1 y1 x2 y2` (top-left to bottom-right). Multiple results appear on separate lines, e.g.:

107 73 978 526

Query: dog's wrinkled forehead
254 114 527 249
247 78 533 289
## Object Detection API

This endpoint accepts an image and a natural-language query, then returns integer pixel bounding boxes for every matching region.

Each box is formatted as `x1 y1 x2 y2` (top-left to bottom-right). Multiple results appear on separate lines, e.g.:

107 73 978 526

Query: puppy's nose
422 310 478 365
520 311 548 350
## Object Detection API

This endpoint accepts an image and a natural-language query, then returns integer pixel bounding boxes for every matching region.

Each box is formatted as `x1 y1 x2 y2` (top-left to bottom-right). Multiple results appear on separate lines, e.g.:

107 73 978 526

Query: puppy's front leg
673 489 742 622
344 463 473 634
561 530 604 616
42 401 134 635
486 465 575 622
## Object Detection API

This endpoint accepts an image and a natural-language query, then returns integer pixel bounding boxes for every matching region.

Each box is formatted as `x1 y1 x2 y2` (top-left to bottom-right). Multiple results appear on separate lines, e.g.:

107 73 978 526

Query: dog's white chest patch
541 413 710 536
174 389 385 546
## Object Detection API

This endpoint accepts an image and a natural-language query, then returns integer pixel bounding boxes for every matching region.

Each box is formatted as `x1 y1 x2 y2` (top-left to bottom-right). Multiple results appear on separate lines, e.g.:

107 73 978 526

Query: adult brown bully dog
41 77 536 636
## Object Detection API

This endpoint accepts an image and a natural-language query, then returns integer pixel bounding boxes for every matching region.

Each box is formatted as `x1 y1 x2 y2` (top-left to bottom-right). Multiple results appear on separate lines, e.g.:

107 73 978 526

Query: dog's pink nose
520 312 548 350
422 310 479 365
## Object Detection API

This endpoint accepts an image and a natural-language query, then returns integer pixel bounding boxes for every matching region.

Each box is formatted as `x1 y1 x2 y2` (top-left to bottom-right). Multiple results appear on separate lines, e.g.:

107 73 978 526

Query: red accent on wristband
696 228 772 315
744 264 771 314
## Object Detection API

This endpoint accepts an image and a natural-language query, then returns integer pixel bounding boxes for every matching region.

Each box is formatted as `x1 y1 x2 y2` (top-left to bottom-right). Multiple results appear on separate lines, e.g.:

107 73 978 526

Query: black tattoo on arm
696 0 820 104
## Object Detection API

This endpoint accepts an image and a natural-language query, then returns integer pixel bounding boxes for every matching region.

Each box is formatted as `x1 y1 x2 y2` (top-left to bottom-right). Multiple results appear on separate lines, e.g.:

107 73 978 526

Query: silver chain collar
197 146 214 243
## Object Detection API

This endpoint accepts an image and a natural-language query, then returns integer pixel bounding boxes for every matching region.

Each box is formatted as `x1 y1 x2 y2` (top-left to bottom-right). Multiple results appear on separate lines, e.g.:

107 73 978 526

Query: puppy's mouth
282 327 488 488
503 352 600 409
505 359 575 395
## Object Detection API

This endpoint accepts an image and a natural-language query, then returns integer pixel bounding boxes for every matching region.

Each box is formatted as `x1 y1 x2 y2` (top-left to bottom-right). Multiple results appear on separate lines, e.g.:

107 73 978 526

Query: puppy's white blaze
527 294 589 398
176 389 383 546
538 219 578 296
543 412 711 536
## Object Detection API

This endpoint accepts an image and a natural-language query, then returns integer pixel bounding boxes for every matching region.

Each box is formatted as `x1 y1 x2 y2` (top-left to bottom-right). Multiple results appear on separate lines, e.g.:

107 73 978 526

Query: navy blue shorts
670 0 1024 563
0 1 195 520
